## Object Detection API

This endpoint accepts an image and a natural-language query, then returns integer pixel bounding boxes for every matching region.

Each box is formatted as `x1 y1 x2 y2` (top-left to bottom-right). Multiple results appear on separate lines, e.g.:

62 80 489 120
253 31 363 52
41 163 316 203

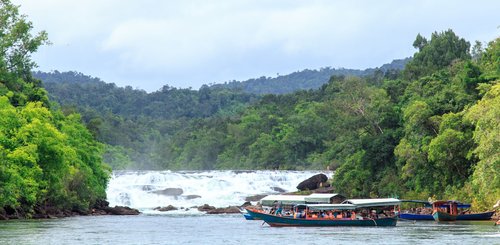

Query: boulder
105 206 140 215
271 187 286 193
197 204 216 212
245 194 267 202
296 174 328 191
151 188 183 196
154 205 178 212
240 201 252 207
206 206 241 214
185 195 201 200
141 185 155 191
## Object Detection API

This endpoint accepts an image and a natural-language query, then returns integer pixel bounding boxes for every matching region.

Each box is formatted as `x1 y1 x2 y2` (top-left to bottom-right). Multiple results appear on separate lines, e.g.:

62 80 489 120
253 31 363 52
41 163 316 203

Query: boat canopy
342 198 401 208
304 193 345 204
260 195 307 206
432 200 471 209
307 204 356 211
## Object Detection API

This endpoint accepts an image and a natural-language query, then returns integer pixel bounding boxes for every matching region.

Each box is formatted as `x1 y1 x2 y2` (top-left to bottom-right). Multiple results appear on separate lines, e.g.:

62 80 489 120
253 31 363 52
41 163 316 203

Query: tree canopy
0 0 109 217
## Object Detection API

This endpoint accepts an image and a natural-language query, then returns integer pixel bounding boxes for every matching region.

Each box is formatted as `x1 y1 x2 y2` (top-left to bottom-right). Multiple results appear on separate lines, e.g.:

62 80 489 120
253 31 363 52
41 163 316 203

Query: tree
405 29 471 79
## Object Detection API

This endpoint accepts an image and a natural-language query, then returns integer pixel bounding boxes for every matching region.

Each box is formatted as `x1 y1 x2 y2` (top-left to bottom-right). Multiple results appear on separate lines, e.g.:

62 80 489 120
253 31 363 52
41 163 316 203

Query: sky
13 0 500 92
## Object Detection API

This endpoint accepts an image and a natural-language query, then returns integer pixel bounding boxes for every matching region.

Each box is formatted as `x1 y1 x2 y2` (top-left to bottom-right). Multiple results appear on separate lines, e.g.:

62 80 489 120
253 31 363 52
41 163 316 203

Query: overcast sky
14 0 500 92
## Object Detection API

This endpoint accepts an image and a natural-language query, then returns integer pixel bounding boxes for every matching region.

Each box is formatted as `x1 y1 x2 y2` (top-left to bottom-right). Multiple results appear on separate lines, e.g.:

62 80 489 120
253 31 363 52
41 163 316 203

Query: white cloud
12 0 500 91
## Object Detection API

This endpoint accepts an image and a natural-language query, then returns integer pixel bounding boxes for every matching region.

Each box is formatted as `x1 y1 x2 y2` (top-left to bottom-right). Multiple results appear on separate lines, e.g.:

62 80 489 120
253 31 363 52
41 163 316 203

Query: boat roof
260 195 307 206
307 204 356 211
304 193 344 203
342 198 401 207
432 200 471 208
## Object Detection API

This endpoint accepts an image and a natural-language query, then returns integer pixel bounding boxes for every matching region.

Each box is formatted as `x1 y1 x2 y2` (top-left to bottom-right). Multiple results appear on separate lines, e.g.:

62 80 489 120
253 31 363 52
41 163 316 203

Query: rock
206 206 241 214
240 201 252 207
271 187 286 193
151 188 184 196
154 205 178 212
296 174 328 191
185 195 201 200
105 206 140 215
245 194 267 202
197 204 216 212
141 185 155 191
93 199 110 210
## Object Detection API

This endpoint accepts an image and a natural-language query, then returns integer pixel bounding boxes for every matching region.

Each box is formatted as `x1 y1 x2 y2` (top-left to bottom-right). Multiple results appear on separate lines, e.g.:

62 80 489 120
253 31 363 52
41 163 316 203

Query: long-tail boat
431 200 496 221
246 198 400 227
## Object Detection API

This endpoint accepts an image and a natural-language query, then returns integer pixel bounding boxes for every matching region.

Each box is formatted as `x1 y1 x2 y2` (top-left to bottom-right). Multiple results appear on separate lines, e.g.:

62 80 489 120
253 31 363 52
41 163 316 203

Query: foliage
0 0 109 216
31 26 500 211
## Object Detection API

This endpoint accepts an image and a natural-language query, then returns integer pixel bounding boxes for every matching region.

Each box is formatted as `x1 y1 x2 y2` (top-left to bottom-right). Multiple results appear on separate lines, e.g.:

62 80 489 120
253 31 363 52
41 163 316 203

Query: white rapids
106 170 331 213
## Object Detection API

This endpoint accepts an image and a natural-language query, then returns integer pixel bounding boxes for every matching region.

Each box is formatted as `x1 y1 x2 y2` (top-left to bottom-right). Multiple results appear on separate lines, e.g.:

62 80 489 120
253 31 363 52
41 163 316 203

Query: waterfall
106 170 331 213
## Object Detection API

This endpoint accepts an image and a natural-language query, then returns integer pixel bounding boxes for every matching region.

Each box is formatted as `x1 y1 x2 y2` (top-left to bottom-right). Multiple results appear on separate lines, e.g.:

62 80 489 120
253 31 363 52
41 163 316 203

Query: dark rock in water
105 206 140 215
151 188 184 196
154 205 178 212
296 174 328 191
245 194 267 202
206 206 241 214
93 199 110 209
271 187 286 193
240 201 252 207
197 204 216 212
141 185 155 191
185 195 201 200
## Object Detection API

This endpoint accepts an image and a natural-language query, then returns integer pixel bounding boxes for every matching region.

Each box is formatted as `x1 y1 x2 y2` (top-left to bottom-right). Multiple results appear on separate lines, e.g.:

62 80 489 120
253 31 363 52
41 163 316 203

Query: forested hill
36 71 258 120
210 58 410 94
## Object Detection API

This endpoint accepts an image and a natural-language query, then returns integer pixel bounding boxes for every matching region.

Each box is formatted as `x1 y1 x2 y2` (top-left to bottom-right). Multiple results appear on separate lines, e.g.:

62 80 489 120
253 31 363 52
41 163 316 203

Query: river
0 170 498 244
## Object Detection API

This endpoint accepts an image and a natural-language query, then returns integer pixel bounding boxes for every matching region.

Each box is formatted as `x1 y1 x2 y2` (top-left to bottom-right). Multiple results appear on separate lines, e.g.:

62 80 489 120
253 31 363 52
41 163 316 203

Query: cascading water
106 170 331 213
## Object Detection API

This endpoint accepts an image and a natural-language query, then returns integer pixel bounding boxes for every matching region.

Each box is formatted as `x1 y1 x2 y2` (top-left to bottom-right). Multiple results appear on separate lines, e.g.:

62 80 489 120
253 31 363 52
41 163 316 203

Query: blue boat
399 213 434 220
457 211 495 220
400 200 494 221
246 198 401 227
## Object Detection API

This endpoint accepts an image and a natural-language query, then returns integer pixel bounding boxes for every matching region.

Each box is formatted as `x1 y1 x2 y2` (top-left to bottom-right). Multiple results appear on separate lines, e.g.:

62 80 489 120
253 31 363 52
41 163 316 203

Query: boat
399 200 435 220
246 198 401 227
432 200 459 221
456 211 496 220
401 200 495 221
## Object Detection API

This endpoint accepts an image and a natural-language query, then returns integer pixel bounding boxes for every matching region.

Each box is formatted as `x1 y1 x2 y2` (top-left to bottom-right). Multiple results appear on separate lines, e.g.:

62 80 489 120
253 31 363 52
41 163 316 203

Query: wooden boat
401 200 494 221
456 211 495 220
246 198 401 227
400 213 434 220
432 201 458 221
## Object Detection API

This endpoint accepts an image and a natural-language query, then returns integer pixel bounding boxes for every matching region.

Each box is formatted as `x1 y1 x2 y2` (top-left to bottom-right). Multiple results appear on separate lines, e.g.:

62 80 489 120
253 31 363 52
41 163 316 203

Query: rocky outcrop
151 188 183 196
104 206 140 215
197 204 216 212
245 194 267 202
154 205 178 212
206 206 241 214
185 195 201 200
296 174 328 191
271 187 286 193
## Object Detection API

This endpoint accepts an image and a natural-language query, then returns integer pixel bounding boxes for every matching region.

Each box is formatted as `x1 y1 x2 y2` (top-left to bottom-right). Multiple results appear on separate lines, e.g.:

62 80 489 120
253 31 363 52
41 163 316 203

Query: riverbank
0 200 140 220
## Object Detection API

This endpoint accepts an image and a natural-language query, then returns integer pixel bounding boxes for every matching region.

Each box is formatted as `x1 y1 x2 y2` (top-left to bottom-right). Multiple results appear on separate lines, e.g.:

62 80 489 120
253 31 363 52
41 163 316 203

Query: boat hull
246 209 397 227
433 211 457 221
399 213 434 220
456 211 495 221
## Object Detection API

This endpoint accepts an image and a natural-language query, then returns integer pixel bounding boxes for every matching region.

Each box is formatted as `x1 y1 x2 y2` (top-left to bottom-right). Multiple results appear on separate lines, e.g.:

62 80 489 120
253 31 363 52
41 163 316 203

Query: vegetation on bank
46 30 499 210
3 0 498 212
0 0 109 218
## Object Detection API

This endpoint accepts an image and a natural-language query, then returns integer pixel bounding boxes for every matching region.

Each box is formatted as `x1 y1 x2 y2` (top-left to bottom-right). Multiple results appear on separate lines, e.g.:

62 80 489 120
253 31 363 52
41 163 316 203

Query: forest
1 0 498 214
41 30 499 210
0 1 109 217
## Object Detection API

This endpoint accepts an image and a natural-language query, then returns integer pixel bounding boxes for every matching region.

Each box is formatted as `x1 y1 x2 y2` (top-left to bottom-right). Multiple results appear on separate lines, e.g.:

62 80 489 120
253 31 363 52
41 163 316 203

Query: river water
0 171 498 244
